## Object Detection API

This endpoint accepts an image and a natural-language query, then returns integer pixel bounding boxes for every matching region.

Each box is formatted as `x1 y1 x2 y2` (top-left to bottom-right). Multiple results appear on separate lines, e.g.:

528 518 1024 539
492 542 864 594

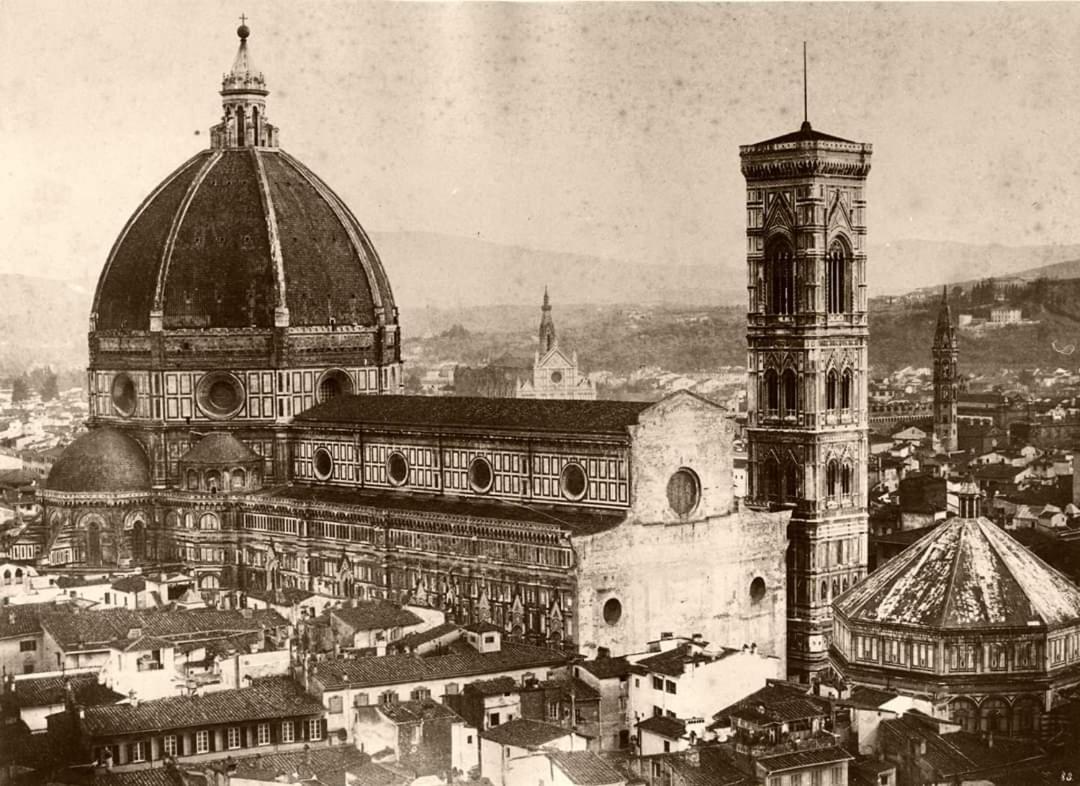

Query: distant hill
370 231 742 309
876 239 1080 297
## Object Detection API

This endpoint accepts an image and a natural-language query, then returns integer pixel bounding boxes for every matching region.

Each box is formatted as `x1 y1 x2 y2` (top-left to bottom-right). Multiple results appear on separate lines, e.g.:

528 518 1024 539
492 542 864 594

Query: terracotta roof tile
75 677 322 736
481 718 576 748
312 642 567 690
546 751 624 785
331 602 422 633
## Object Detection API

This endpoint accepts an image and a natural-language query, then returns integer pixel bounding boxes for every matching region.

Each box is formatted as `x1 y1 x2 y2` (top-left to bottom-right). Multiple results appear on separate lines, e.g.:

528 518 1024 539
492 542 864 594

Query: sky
3 1 1080 284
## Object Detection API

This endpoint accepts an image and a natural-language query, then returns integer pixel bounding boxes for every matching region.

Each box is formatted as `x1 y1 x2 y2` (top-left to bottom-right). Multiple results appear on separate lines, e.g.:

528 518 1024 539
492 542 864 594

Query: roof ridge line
251 148 289 322
939 520 968 630
92 151 210 321
151 150 224 317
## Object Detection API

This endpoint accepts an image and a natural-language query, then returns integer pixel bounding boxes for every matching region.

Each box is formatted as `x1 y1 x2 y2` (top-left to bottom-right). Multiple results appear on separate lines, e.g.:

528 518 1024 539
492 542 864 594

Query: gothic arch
826 237 853 315
825 368 839 410
949 697 979 734
764 239 796 316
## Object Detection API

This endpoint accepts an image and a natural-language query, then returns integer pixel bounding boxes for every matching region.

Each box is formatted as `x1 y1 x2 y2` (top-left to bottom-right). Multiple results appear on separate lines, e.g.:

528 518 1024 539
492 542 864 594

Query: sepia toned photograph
2 2 1080 784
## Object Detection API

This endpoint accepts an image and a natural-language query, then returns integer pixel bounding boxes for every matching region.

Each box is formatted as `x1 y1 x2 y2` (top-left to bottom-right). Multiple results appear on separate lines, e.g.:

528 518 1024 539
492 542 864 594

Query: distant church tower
742 119 872 680
518 289 596 401
933 287 959 453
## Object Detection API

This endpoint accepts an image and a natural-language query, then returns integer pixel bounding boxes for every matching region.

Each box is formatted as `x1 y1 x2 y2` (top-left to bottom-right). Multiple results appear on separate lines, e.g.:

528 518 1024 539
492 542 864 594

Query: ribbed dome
836 516 1080 630
46 428 151 493
180 432 262 466
91 148 396 331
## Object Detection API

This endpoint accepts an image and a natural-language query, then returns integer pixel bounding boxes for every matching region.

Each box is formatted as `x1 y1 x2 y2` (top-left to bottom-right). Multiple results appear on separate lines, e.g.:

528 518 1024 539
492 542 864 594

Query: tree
10 375 29 404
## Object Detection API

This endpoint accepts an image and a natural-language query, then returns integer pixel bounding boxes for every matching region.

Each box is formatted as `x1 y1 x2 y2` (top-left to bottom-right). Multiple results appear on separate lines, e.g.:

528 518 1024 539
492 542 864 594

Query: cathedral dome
45 428 151 493
90 25 396 333
91 147 396 332
180 432 262 466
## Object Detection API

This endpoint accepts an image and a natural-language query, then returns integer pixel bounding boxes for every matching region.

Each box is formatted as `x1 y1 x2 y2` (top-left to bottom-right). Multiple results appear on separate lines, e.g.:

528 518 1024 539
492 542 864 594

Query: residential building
353 697 472 777
46 677 327 771
505 750 625 786
479 719 590 786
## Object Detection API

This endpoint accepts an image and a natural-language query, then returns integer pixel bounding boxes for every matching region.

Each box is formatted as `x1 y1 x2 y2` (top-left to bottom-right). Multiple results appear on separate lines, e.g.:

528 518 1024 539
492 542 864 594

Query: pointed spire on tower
934 285 956 348
539 287 557 354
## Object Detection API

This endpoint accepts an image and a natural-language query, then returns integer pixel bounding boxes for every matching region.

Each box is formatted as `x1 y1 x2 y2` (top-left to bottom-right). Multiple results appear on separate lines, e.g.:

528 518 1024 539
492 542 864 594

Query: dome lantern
212 18 278 149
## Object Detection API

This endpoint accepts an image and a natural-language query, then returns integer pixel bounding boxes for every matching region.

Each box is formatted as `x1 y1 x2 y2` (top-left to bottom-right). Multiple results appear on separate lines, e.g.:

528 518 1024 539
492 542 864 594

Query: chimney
750 642 757 654
596 646 610 660
6 611 13 626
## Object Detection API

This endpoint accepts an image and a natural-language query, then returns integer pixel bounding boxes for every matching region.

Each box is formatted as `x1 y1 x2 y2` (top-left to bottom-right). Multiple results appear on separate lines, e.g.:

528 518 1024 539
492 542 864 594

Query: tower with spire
210 20 279 149
539 287 557 353
741 109 873 680
518 289 595 400
933 287 959 453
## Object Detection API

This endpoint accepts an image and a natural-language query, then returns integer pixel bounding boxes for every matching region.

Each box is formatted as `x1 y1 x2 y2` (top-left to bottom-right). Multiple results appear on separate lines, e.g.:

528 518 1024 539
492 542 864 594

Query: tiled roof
749 123 858 147
255 485 626 537
578 655 633 680
665 749 752 786
345 762 412 786
11 672 124 708
540 678 600 702
841 686 902 710
229 744 370 786
41 607 287 652
481 718 577 748
756 746 853 774
110 576 147 593
75 677 322 736
374 698 464 725
55 575 110 589
0 600 56 639
294 394 650 436
467 676 518 696
180 432 263 466
636 715 686 739
714 684 830 726
546 751 624 786
331 602 422 633
391 622 459 652
635 643 731 677
312 642 568 690
836 515 1080 630
879 715 1044 777
464 621 503 634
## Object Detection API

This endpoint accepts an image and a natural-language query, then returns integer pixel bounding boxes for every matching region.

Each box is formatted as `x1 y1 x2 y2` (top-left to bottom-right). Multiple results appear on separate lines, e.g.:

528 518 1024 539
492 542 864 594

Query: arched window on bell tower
841 368 853 409
783 461 800 502
781 369 798 416
826 240 851 314
826 459 840 498
763 369 780 413
761 456 780 502
825 369 839 410
766 241 796 315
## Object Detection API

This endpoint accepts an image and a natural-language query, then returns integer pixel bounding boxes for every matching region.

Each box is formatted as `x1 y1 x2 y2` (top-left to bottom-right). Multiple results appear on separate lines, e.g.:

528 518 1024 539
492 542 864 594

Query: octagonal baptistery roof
90 25 397 347
835 513 1080 633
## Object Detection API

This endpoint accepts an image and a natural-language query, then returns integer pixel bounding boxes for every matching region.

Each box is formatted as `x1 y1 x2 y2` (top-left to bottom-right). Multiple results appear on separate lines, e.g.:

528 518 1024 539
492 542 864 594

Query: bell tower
933 287 959 453
741 117 872 680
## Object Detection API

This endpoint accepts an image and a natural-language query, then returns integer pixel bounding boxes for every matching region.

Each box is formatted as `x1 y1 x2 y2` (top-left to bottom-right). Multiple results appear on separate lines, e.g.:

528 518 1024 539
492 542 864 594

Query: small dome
180 433 262 466
46 428 151 493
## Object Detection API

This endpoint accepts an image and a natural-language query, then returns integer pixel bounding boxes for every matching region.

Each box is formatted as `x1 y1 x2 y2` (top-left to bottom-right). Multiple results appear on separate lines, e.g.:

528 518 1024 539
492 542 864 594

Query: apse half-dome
45 428 151 494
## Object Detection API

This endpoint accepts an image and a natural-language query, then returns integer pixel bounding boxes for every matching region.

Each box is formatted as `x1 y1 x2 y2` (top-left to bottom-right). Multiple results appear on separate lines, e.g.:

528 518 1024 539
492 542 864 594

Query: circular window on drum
386 452 409 487
111 373 137 417
560 462 588 501
313 448 334 480
195 372 245 420
468 456 494 494
666 467 701 515
603 597 622 626
750 576 767 603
